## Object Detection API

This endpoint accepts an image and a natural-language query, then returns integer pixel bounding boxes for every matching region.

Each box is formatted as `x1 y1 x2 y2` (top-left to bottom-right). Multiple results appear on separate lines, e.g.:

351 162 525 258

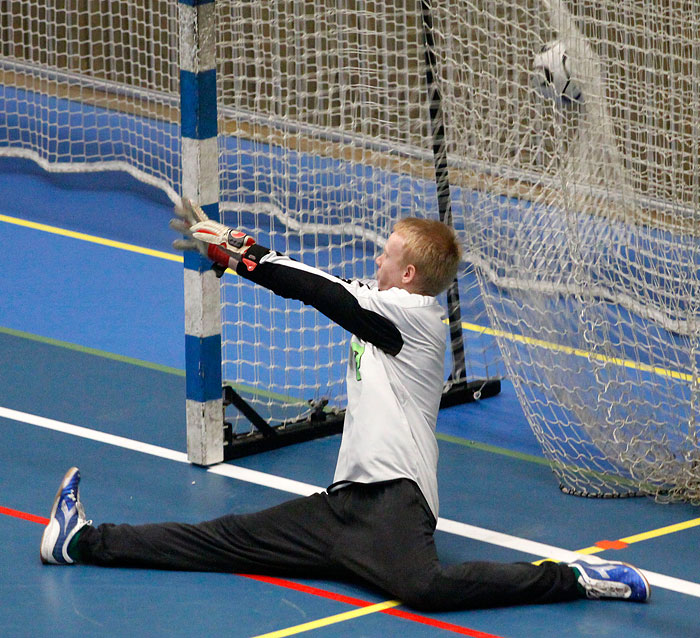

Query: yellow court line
535 516 700 564
250 600 401 638
613 516 700 548
0 213 183 262
460 319 695 383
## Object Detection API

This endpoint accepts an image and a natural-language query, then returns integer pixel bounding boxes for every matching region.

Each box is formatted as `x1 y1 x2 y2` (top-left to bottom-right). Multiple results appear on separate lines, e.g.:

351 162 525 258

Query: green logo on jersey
351 342 365 381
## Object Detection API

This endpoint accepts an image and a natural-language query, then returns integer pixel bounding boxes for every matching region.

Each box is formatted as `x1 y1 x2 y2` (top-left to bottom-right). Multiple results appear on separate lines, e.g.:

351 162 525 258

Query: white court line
3 404 699 598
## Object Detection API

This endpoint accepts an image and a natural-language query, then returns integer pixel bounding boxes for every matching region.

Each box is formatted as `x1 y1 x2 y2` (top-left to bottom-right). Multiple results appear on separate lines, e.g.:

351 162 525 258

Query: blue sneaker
569 560 651 602
40 467 90 565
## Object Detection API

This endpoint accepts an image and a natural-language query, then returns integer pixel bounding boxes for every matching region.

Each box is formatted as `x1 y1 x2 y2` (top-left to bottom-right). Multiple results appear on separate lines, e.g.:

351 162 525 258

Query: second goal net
427 0 699 501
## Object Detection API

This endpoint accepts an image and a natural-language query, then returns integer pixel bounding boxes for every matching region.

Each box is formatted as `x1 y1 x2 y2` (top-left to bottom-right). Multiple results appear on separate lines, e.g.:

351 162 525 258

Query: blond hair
394 218 461 296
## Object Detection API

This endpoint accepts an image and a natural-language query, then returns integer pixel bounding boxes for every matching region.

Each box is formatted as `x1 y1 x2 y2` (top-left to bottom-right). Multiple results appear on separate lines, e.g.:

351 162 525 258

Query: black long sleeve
235 244 403 356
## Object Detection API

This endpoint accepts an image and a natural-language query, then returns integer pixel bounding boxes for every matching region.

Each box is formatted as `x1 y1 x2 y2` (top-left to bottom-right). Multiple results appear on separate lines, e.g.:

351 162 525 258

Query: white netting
0 0 500 436
426 0 700 500
0 1 180 200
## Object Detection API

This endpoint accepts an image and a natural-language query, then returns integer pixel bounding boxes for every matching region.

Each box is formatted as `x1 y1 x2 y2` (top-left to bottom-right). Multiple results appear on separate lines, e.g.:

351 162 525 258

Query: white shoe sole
40 518 63 564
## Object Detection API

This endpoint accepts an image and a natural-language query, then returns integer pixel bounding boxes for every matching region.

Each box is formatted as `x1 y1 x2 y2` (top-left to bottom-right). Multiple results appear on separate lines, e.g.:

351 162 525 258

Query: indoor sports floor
2 158 700 638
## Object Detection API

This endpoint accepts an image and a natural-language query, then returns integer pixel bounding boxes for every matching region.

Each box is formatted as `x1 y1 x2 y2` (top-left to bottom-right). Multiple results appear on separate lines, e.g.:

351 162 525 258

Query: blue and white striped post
179 0 223 465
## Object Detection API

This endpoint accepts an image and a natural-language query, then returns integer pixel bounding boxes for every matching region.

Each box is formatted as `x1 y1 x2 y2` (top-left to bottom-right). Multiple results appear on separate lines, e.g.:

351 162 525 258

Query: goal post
420 0 468 391
179 0 224 466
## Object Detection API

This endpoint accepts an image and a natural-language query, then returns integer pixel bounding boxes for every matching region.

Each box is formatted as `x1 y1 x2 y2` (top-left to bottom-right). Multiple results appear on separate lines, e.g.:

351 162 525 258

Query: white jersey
333 281 446 519
238 248 448 519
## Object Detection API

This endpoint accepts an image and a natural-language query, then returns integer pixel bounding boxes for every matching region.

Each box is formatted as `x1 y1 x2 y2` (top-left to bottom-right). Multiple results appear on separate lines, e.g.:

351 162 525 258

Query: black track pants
77 479 580 611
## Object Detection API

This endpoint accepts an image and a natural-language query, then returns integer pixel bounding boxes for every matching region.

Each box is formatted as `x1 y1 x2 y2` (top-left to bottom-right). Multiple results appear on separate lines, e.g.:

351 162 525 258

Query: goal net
2 1 697 501
424 0 699 501
0 2 180 200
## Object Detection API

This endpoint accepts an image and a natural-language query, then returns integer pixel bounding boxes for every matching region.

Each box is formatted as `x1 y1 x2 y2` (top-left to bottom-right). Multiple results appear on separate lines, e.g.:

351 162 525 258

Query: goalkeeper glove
170 198 258 276
190 219 257 273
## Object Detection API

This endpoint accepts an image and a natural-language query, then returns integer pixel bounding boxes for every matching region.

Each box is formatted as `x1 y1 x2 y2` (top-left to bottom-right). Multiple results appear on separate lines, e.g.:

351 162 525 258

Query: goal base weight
222 386 345 461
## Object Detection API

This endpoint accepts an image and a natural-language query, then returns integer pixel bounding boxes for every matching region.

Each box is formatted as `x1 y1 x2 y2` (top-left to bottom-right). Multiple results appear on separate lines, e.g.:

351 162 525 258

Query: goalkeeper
39 200 650 609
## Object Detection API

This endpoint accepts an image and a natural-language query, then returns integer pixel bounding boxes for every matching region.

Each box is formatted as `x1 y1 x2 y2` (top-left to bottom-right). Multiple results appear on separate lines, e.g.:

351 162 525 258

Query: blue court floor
1 159 700 638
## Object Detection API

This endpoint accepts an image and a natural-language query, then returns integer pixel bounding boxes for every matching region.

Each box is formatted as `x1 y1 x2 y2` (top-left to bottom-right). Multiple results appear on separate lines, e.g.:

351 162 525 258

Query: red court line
384 607 503 638
244 574 504 637
0 505 49 525
7 506 504 638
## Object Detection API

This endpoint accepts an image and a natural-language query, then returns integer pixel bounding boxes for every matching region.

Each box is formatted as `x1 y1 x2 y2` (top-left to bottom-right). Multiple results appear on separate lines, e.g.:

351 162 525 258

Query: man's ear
402 263 417 286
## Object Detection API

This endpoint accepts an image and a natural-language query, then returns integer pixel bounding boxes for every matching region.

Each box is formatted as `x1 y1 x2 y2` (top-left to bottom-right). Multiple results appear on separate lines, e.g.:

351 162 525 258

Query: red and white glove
170 198 257 275
190 219 256 271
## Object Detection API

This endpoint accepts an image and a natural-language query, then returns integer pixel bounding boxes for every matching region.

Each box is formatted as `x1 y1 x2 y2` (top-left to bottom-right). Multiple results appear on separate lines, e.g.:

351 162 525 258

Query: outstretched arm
230 245 403 356
172 201 403 356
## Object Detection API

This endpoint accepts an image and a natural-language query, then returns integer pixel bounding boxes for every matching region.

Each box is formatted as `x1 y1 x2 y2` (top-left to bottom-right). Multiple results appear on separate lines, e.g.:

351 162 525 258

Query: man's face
375 232 410 291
